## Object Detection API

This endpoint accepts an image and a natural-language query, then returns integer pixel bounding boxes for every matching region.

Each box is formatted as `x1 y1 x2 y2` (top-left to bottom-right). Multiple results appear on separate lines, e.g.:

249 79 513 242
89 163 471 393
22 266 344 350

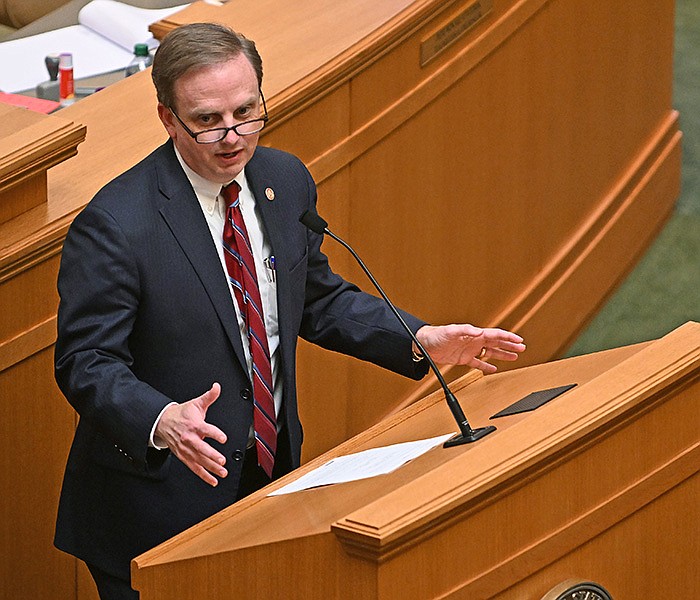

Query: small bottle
125 43 153 77
58 52 75 106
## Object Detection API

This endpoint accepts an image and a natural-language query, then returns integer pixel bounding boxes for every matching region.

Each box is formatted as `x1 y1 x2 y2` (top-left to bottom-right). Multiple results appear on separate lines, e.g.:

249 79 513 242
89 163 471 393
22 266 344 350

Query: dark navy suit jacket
54 140 428 579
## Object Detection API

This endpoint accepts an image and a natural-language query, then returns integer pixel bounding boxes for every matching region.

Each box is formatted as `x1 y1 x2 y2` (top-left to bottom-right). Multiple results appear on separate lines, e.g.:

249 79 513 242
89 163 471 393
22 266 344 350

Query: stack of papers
268 434 454 496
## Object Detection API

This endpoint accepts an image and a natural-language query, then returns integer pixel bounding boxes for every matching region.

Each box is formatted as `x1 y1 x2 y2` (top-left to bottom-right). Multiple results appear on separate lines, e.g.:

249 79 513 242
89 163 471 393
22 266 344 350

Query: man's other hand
154 383 228 486
416 324 526 374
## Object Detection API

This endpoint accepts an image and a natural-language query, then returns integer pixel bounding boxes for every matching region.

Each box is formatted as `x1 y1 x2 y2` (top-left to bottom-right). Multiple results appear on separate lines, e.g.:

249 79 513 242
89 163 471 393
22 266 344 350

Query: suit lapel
154 142 249 376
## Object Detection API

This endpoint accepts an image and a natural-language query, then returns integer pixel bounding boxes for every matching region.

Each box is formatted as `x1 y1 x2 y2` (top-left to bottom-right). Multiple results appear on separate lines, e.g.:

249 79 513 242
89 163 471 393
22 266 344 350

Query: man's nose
222 125 241 143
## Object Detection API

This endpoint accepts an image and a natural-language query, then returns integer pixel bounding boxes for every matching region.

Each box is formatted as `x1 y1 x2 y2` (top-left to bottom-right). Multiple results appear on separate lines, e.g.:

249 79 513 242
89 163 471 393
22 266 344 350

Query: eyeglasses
169 90 269 144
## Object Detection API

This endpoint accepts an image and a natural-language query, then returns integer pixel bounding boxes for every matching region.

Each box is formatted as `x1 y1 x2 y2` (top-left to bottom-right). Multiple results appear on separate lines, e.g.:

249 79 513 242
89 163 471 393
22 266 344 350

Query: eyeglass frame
169 89 269 144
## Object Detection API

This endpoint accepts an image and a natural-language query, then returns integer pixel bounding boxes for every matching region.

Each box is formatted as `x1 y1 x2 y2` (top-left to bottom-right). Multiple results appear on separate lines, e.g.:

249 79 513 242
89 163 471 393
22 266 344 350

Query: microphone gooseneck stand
299 210 496 446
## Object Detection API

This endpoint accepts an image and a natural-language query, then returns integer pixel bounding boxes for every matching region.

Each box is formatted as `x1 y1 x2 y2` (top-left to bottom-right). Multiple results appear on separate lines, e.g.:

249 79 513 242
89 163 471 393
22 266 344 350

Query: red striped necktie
221 182 276 478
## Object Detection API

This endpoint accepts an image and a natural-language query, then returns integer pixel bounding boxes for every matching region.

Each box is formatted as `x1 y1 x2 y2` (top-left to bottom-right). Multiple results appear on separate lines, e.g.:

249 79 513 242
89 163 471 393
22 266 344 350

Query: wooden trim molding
306 0 548 183
0 315 57 372
0 105 86 224
0 234 64 284
0 119 86 196
390 115 682 409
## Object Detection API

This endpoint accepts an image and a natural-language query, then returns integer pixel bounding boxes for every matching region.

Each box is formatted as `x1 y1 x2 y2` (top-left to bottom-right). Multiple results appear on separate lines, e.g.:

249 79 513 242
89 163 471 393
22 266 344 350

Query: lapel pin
265 187 275 201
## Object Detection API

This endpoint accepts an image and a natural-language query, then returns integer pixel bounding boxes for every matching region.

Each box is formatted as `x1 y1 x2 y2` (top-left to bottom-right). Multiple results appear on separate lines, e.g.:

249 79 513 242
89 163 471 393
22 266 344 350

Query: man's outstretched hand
154 383 228 486
416 324 526 374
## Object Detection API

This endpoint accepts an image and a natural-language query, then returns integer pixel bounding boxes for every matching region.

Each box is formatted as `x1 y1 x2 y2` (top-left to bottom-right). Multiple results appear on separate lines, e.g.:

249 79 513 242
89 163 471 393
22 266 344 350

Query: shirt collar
172 146 250 215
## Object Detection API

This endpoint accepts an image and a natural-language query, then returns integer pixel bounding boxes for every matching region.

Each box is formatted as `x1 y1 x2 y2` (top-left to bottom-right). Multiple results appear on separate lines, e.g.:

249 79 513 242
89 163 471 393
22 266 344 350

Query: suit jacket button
232 449 245 461
240 388 252 401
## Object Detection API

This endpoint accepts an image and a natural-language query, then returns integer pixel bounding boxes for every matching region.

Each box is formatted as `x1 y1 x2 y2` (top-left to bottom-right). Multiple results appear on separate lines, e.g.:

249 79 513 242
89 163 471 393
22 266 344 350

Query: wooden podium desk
133 321 700 599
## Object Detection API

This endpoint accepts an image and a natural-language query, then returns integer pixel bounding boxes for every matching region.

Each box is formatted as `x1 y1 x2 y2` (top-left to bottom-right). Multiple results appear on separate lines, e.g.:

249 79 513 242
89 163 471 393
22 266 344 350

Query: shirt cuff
149 402 178 450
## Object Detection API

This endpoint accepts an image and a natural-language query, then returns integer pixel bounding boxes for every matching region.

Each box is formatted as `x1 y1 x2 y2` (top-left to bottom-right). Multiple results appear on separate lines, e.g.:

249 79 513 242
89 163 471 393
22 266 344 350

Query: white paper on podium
0 1 189 93
268 433 454 496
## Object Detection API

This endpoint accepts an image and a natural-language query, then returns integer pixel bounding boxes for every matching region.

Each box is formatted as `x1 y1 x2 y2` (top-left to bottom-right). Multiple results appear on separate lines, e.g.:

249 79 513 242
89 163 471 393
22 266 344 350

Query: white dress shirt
150 149 282 448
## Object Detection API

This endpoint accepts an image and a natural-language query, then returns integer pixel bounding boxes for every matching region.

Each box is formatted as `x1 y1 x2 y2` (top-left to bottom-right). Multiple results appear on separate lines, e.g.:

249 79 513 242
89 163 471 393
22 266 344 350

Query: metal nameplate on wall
420 0 493 66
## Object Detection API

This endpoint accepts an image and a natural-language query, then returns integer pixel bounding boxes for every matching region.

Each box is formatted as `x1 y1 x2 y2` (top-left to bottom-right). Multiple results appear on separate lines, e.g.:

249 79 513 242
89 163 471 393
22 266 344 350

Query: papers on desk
268 433 454 496
0 1 189 93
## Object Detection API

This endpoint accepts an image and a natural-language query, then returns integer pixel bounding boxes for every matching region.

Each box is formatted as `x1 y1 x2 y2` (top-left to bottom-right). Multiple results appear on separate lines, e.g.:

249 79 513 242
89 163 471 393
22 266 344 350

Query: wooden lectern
132 321 700 599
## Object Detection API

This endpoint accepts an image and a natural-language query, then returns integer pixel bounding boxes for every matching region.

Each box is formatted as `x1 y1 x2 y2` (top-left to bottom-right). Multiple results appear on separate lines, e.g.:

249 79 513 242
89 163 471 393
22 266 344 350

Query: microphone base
443 425 496 447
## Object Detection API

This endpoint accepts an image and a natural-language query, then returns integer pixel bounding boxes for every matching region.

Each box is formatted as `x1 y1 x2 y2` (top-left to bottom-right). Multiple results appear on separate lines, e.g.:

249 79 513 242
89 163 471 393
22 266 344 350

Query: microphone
299 210 496 446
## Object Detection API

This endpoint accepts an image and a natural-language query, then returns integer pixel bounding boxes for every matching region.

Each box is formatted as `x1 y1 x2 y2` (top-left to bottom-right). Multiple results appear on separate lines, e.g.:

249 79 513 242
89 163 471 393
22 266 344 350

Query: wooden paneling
491 468 698 600
0 348 76 598
0 106 86 599
0 0 682 596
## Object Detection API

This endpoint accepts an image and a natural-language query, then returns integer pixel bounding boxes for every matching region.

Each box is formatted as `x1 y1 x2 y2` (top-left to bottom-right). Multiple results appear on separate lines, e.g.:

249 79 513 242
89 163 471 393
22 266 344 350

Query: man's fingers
472 358 497 374
193 383 227 443
185 452 228 483
483 328 524 345
187 462 221 487
490 340 527 357
185 435 227 470
196 382 221 411
155 383 231 485
193 417 228 445
485 347 521 362
174 435 228 482
482 329 526 359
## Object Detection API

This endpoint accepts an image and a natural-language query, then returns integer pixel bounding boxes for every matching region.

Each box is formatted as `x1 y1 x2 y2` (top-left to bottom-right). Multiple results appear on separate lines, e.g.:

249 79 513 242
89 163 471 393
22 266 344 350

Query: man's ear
157 103 177 139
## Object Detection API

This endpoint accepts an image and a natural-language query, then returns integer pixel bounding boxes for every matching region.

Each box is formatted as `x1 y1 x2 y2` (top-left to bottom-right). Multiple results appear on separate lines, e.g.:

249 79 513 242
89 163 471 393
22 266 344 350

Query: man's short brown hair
152 22 263 110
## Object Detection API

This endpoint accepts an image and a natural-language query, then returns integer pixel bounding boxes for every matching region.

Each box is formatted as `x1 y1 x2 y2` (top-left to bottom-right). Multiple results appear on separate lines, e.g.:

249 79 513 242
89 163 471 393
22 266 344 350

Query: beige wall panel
261 83 351 167
489 475 699 600
0 348 75 599
346 0 676 326
0 255 60 342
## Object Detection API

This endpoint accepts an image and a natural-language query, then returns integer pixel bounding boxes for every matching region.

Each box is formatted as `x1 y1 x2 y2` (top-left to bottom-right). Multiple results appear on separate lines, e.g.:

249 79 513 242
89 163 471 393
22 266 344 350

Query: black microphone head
300 210 328 235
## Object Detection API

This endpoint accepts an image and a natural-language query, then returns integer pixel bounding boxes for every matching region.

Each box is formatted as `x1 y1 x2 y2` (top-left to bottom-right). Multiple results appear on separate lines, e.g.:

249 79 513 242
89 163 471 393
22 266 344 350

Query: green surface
564 0 700 356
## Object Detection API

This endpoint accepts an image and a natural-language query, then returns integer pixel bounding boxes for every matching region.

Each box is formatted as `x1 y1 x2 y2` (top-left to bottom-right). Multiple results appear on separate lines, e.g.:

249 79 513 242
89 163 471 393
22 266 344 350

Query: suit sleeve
54 203 173 469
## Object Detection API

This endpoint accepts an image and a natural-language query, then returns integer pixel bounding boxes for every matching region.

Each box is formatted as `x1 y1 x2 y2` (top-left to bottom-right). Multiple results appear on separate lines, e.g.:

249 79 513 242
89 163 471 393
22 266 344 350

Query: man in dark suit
54 23 525 599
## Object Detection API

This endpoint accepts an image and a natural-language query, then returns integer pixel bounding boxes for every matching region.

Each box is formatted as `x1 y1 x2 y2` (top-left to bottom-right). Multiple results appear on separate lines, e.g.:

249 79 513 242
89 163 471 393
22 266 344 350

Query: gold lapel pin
265 187 275 201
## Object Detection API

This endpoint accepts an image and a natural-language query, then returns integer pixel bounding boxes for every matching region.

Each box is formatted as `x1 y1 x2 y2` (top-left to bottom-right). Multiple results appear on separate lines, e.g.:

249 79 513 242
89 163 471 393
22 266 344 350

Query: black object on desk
490 384 578 419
